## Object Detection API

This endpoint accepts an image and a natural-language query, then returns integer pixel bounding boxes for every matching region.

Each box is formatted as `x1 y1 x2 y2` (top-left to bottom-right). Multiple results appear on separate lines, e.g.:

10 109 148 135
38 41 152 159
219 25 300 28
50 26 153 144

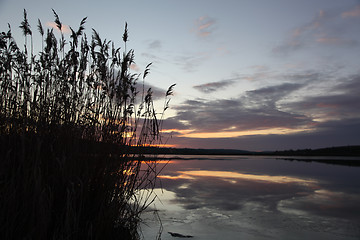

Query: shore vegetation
0 9 174 239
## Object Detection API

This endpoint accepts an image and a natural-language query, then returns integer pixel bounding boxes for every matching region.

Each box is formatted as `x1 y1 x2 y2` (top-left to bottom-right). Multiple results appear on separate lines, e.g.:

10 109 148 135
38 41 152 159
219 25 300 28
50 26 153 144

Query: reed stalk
0 10 174 240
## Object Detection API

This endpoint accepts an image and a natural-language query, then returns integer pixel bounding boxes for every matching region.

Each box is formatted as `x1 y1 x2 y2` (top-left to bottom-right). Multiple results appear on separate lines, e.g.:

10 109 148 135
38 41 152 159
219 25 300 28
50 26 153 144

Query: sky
1 0 360 151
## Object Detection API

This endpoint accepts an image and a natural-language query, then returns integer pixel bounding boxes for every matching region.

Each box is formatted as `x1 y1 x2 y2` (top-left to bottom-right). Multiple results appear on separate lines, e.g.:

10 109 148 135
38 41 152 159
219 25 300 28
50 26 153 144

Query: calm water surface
140 155 360 240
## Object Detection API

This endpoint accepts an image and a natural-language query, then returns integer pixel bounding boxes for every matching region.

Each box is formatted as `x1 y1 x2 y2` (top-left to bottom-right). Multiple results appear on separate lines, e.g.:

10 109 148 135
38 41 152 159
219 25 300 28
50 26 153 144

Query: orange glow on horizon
158 144 177 148
175 127 312 139
141 143 177 148
141 160 173 164
127 143 176 148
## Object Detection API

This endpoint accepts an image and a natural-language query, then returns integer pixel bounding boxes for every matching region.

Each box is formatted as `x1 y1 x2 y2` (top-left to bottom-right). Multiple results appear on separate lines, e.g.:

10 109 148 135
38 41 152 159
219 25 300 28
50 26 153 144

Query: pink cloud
46 22 71 34
130 63 140 72
274 10 324 54
194 16 216 38
273 8 360 54
316 103 338 109
316 37 341 44
292 28 302 38
342 5 360 18
316 36 357 46
216 46 230 55
291 11 322 38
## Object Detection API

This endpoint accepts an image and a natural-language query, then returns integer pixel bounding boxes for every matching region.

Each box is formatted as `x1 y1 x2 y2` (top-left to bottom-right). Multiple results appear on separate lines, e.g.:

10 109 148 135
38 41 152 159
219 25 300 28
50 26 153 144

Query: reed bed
0 10 174 239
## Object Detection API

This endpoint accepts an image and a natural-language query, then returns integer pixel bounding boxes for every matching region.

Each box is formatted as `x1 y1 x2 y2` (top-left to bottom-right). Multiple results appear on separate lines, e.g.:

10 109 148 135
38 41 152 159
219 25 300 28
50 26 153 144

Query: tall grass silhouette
0 9 175 239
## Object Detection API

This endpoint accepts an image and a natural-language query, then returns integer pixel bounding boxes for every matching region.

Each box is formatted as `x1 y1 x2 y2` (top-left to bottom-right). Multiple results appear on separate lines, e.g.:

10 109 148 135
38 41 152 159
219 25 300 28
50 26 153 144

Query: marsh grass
0 9 174 239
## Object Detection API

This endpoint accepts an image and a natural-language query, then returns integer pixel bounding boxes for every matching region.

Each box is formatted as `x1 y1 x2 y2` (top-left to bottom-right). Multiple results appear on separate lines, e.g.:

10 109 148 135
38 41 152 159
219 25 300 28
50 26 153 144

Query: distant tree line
128 145 360 157
271 145 360 157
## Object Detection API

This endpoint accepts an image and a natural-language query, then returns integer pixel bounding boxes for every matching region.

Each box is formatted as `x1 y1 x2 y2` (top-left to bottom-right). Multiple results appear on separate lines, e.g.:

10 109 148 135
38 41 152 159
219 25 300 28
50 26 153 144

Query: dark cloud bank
163 73 360 151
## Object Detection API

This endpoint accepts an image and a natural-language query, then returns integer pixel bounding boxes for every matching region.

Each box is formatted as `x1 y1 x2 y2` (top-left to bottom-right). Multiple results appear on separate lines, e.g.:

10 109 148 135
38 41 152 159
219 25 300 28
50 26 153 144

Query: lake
140 155 360 240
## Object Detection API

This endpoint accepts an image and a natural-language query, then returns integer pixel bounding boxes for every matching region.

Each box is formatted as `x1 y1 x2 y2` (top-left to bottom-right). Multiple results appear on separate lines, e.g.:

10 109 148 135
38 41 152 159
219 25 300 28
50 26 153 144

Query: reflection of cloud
160 174 195 180
161 170 316 185
155 158 360 225
278 189 360 220
160 170 316 211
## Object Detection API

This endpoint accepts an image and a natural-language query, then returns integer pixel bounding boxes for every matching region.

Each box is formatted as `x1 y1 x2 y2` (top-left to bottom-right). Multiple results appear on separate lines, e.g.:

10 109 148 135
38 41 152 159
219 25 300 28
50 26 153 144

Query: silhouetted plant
0 9 174 240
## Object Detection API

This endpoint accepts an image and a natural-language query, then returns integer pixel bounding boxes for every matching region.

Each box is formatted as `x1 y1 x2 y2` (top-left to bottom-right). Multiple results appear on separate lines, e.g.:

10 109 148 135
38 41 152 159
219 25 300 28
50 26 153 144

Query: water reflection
279 189 360 220
160 170 317 184
142 156 360 240
159 171 317 211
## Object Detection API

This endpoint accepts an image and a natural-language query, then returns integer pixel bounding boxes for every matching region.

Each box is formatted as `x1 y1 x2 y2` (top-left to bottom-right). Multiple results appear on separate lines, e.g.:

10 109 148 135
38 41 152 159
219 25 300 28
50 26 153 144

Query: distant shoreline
140 145 360 157
144 154 360 167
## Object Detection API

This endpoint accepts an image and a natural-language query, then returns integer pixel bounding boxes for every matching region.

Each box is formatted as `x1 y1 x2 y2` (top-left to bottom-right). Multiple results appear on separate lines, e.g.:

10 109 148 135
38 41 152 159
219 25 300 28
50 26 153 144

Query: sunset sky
1 0 359 151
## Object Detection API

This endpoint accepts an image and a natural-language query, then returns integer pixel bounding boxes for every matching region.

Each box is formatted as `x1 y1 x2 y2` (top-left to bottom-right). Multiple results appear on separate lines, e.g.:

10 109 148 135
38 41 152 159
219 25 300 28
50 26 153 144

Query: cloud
143 44 210 73
161 117 190 131
272 10 325 55
130 63 140 72
166 117 360 151
134 82 167 102
235 67 276 82
193 79 238 93
194 16 216 38
172 82 311 134
163 71 360 150
144 83 167 101
284 74 360 121
174 52 210 72
141 52 167 65
342 5 360 18
273 7 359 55
148 40 162 50
249 65 270 71
316 37 357 46
46 22 71 34
243 83 304 108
